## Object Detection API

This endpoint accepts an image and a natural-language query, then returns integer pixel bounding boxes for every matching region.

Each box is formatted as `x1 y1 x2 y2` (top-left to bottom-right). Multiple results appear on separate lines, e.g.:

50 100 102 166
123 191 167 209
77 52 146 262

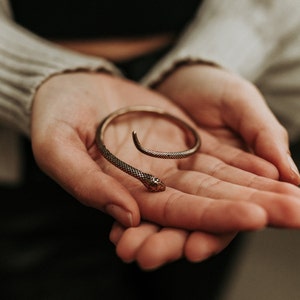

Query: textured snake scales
95 105 201 192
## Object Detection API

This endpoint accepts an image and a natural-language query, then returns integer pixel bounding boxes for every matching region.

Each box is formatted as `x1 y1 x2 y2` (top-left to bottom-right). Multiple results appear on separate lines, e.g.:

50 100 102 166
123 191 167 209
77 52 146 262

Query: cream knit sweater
1 0 300 184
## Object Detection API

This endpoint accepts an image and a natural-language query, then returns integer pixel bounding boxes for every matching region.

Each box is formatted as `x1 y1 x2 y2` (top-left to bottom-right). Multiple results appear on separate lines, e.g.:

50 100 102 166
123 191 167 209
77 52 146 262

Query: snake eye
148 177 166 192
153 178 161 184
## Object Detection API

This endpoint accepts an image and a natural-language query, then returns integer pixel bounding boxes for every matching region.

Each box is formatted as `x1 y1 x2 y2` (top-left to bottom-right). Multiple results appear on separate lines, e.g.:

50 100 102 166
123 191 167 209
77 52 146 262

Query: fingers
166 168 300 228
117 224 187 270
134 228 187 270
252 125 300 185
200 132 280 180
184 231 236 262
110 222 185 270
110 222 236 270
243 119 300 185
111 222 161 264
131 187 267 233
157 64 300 185
180 153 300 197
222 82 300 185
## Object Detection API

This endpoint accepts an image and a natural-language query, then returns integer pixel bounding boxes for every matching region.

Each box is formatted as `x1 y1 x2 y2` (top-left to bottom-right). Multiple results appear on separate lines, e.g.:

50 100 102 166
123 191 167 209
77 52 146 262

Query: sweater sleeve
0 0 122 136
141 0 300 86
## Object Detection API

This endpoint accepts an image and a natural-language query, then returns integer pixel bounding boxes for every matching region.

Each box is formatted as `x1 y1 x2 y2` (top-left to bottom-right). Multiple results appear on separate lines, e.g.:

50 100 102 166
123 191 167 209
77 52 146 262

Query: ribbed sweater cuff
0 18 122 136
141 0 300 87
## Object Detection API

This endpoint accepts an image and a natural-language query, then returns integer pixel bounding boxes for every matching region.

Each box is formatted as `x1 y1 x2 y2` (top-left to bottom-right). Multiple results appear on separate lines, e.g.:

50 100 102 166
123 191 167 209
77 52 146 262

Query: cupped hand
31 72 300 232
31 71 300 269
110 221 236 270
155 64 300 185
110 135 300 269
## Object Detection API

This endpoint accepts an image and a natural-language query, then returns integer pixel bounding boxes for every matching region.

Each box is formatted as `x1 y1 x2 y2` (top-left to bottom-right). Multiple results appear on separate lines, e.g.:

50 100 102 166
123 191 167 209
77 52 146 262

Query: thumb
224 84 300 185
34 142 141 227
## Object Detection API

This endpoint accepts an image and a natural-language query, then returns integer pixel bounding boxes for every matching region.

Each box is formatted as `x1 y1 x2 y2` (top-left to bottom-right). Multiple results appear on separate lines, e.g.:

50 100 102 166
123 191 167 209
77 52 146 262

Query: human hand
110 147 300 269
31 72 300 231
155 64 300 185
110 221 236 270
31 72 300 269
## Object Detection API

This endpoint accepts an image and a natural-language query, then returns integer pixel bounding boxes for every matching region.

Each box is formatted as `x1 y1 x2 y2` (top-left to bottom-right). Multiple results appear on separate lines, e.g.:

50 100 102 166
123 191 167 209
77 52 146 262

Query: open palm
156 64 300 185
31 71 300 269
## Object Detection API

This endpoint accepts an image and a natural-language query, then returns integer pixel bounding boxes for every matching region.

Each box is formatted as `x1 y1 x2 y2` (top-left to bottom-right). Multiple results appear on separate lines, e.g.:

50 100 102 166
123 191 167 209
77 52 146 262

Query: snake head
145 177 166 192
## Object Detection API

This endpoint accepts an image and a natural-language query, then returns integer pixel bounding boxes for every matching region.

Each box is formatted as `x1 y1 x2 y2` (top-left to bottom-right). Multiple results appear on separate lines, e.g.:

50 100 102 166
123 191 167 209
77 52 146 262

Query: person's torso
10 0 202 39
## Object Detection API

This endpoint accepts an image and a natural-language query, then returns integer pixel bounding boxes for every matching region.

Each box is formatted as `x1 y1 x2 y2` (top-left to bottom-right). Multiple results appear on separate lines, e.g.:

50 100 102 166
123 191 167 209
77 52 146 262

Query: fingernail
288 155 300 178
105 204 133 227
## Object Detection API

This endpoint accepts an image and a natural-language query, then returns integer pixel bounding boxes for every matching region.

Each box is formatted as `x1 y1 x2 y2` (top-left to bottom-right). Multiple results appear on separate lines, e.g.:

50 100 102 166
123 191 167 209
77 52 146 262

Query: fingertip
268 196 300 228
185 232 235 263
135 239 165 270
284 155 300 185
109 222 125 245
253 132 300 185
185 238 218 263
200 201 267 233
238 203 268 230
136 229 186 270
262 153 300 186
58 154 141 227
254 160 279 180
115 223 159 264
238 152 280 180
212 202 268 232
84 174 141 227
115 228 138 263
136 244 170 271
105 204 139 227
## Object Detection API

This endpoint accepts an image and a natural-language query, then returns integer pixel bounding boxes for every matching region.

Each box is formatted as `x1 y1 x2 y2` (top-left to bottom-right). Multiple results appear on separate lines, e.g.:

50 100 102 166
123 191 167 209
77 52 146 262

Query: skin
31 69 300 271
156 64 300 184
110 65 300 270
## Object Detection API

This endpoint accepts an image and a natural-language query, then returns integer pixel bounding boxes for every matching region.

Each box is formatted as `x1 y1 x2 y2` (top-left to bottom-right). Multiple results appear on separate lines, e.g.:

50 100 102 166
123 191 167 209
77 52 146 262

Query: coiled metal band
95 105 201 192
